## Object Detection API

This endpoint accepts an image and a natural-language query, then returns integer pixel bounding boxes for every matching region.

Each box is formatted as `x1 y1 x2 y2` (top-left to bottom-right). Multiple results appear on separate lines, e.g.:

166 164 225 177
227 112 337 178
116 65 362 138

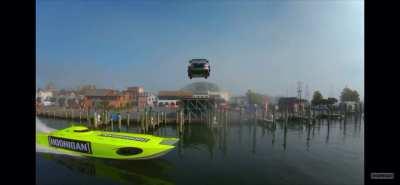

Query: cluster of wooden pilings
138 110 168 133
173 108 232 133
36 108 171 133
36 108 92 123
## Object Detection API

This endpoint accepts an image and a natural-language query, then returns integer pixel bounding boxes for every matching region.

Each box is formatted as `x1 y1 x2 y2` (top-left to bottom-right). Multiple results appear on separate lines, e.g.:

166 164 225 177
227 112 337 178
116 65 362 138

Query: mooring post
142 111 145 132
181 110 184 125
164 112 167 124
142 112 145 133
86 110 90 124
127 114 130 128
161 112 163 124
111 115 114 131
157 112 160 127
176 110 179 124
118 113 122 131
225 110 228 125
104 111 107 125
180 110 184 133
94 112 98 128
151 113 154 129
145 110 148 133
140 113 143 132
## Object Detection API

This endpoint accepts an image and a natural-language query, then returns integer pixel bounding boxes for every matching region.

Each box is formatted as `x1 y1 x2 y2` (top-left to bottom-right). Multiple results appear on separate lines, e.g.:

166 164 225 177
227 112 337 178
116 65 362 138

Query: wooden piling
111 118 114 131
86 110 89 124
160 112 162 124
118 114 122 131
176 111 179 124
179 110 184 133
157 112 160 126
151 114 154 129
140 113 144 132
127 114 130 127
145 110 148 133
94 112 98 128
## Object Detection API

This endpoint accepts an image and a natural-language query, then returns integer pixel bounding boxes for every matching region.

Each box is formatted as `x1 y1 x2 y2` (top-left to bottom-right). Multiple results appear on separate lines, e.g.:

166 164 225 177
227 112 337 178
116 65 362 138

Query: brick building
82 89 130 110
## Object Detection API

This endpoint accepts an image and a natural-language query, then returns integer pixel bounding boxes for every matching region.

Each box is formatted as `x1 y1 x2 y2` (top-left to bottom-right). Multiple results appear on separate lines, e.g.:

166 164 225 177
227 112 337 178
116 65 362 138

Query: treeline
312 87 361 106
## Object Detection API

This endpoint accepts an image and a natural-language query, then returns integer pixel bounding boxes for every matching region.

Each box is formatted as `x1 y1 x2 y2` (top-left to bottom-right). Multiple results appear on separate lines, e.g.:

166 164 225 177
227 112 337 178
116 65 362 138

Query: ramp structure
181 96 216 120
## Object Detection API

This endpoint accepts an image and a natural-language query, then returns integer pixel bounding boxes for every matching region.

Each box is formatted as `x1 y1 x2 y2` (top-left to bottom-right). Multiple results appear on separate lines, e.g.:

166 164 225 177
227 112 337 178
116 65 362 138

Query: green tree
246 90 264 106
311 91 323 106
340 87 360 102
327 97 338 105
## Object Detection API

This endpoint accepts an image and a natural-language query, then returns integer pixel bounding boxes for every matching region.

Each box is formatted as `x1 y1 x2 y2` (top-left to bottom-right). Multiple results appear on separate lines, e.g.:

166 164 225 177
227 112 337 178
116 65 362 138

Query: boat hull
36 126 179 160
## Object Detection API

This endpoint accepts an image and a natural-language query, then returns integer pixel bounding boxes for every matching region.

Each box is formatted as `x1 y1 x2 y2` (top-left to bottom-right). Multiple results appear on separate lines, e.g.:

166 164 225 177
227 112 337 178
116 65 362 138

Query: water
36 117 364 185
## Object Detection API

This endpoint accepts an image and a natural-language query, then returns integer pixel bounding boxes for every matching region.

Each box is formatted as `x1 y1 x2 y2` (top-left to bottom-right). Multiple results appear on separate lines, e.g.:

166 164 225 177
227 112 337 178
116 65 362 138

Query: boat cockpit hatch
74 128 90 132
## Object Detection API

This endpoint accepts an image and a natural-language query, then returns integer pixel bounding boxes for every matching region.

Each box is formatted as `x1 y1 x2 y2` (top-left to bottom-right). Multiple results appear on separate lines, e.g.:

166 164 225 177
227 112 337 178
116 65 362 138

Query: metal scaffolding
181 97 216 120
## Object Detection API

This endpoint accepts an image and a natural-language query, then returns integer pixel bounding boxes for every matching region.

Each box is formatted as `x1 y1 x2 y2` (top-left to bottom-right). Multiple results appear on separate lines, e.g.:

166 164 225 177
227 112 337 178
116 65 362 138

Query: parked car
188 59 210 79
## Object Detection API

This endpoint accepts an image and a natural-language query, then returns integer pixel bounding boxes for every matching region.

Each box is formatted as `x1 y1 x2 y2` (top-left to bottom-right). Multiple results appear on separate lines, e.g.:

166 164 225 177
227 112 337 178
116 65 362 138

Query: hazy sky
36 0 364 99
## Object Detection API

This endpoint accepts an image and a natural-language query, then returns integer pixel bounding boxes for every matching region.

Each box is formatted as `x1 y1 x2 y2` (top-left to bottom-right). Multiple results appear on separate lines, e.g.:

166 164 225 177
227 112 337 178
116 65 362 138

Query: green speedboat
36 125 179 160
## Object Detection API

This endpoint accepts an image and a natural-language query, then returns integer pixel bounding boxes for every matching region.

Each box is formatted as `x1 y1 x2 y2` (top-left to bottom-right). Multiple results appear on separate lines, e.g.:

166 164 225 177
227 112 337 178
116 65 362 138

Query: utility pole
297 81 303 118
305 84 310 120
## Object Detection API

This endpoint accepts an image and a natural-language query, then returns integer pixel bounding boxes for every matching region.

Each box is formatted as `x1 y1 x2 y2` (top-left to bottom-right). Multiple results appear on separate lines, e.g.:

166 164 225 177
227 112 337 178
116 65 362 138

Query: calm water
36 116 364 185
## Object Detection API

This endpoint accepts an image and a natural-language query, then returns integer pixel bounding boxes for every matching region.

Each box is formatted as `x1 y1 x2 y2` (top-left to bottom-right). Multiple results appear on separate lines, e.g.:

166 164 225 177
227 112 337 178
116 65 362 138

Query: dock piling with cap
118 114 122 131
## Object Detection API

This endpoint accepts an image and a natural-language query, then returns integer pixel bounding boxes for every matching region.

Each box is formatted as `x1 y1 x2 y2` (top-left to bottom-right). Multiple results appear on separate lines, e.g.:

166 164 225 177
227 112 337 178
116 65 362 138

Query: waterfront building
125 86 145 108
137 92 157 109
278 97 308 113
157 90 193 108
82 89 130 110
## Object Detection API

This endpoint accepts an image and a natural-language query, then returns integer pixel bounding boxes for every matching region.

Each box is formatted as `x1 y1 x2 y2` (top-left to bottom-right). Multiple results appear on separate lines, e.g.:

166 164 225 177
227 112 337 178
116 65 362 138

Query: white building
157 99 179 108
36 89 53 102
208 91 230 102
145 92 158 107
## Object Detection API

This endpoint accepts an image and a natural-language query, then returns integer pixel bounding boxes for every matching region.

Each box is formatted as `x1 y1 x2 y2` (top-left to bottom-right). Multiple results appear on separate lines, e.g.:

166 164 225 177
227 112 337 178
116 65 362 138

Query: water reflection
38 153 175 185
252 120 257 154
326 119 330 144
174 116 363 155
37 115 363 185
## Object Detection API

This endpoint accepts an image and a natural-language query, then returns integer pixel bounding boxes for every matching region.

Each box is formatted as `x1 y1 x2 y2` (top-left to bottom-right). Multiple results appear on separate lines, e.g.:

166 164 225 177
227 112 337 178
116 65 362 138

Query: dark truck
188 59 210 79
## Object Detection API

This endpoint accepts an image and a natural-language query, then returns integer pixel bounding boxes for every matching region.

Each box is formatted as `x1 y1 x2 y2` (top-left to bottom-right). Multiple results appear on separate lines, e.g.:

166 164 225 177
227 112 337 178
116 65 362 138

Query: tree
246 90 264 106
340 87 360 102
327 97 338 105
311 91 323 106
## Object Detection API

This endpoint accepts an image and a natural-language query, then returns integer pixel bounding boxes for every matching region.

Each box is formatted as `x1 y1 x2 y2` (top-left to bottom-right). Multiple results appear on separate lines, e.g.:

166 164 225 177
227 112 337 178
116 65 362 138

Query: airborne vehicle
36 125 179 160
188 59 210 79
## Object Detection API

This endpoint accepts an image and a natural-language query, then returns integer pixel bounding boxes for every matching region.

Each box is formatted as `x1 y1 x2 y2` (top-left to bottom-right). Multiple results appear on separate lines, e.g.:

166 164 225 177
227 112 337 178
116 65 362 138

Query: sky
36 0 364 99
